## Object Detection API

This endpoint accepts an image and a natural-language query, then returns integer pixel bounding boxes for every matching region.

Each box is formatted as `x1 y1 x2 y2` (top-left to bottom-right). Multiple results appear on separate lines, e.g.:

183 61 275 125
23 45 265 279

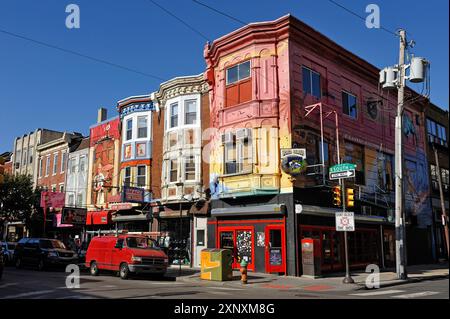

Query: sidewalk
174 262 449 292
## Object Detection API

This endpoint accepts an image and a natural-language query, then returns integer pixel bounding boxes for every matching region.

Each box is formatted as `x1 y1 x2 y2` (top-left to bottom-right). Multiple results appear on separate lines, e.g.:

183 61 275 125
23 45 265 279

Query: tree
0 174 40 237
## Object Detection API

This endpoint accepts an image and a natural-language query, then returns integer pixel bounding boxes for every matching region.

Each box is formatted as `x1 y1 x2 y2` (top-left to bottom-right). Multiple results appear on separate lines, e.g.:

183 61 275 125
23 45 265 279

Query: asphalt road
0 266 448 299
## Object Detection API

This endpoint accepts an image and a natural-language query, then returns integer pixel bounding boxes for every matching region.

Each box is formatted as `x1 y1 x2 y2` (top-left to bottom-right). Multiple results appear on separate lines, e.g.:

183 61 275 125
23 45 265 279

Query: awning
112 213 152 222
86 210 113 225
211 204 285 217
300 205 391 223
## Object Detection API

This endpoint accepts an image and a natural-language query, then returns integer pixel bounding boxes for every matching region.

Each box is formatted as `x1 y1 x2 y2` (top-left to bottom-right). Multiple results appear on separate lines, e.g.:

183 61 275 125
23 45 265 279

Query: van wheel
119 263 129 280
90 262 99 276
37 258 45 271
15 257 22 269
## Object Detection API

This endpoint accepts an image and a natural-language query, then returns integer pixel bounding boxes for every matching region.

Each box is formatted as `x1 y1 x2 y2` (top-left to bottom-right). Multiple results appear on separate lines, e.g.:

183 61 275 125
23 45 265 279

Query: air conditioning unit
236 128 251 140
221 132 234 144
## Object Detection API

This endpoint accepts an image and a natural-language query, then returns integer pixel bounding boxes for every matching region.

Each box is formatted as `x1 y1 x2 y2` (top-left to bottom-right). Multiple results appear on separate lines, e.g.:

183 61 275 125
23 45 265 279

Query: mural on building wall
90 118 120 207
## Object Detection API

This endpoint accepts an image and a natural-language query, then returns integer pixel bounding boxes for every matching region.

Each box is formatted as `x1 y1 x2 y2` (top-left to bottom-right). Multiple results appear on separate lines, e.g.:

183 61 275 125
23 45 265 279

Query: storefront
207 204 287 274
297 205 395 274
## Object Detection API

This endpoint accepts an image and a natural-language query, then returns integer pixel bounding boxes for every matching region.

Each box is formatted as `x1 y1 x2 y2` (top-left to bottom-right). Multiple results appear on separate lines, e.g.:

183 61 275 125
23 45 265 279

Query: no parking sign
335 212 355 232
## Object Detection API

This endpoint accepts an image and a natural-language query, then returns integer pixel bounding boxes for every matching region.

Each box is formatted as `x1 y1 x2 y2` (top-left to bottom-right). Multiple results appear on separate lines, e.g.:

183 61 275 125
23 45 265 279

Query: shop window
136 165 146 188
126 118 133 141
302 66 321 99
344 141 365 185
225 60 251 107
185 100 197 125
137 116 148 138
342 91 358 119
169 159 178 183
170 103 179 128
124 167 131 187
184 156 195 181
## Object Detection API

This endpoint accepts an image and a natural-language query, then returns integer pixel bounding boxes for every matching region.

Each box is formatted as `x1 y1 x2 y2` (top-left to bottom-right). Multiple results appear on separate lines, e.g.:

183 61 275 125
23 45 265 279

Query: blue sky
0 0 448 152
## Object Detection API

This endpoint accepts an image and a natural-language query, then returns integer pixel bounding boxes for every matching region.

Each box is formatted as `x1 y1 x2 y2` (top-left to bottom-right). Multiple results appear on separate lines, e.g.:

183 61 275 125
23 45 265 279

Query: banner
40 191 66 209
122 186 145 203
61 207 87 225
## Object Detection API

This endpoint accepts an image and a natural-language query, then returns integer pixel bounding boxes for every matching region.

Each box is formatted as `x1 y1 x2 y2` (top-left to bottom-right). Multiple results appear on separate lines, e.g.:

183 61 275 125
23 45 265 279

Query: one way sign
329 169 355 180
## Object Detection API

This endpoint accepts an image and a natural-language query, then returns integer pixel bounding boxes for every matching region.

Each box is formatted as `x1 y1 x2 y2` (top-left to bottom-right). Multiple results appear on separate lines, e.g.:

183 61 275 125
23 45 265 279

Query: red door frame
264 224 286 274
217 226 255 271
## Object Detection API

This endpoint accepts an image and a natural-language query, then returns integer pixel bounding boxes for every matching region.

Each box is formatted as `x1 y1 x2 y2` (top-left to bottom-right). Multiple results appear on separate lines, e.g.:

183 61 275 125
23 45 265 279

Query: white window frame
61 151 67 173
184 156 196 182
79 155 86 173
136 165 146 188
124 167 132 187
169 159 179 183
45 155 51 177
126 118 133 141
165 94 201 132
59 183 64 193
52 153 58 175
38 158 43 178
137 115 148 139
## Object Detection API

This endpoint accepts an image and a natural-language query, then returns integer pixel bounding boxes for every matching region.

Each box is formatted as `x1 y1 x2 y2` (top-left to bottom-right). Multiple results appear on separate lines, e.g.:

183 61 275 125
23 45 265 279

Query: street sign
329 169 355 180
329 163 356 173
335 212 355 232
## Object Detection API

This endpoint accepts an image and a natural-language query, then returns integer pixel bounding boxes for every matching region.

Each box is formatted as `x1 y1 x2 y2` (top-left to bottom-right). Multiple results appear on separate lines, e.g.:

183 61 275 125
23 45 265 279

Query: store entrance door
264 225 286 274
218 226 254 271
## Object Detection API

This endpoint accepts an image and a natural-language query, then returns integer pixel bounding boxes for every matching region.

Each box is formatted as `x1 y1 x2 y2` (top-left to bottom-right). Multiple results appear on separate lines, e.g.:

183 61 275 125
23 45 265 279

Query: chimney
97 108 107 123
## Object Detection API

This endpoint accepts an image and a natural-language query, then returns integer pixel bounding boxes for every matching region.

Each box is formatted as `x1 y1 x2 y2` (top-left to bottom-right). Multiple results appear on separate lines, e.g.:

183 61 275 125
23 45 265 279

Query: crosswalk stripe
2 290 55 299
350 289 404 296
393 291 440 299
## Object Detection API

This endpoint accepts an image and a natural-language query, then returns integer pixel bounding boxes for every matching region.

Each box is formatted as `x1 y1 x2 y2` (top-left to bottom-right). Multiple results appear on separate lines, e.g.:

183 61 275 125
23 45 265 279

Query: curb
355 274 449 290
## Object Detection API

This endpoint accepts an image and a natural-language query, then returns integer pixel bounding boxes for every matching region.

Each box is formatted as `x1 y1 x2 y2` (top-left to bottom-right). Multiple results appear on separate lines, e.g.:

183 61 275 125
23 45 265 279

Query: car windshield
126 237 158 249
40 240 67 249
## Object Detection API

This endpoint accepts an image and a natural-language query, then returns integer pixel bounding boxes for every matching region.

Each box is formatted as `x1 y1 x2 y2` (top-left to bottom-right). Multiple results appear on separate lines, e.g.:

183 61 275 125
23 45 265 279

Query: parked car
14 238 79 271
1 241 17 265
85 234 169 279
0 245 5 280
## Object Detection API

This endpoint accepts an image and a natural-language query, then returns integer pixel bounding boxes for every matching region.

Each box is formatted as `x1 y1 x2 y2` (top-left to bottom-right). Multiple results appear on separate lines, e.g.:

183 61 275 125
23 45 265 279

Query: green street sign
329 163 357 173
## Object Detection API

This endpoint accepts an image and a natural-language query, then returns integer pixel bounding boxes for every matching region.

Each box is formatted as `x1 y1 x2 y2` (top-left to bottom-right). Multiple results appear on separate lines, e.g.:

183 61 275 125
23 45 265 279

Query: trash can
200 248 233 281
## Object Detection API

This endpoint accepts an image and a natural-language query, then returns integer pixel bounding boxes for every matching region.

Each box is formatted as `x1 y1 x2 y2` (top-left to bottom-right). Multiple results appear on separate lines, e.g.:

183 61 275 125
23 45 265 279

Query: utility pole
433 145 450 258
395 29 408 280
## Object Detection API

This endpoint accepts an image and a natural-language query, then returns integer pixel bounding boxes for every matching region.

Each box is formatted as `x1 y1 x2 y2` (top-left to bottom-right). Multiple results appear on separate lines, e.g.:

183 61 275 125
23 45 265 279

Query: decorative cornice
154 74 208 108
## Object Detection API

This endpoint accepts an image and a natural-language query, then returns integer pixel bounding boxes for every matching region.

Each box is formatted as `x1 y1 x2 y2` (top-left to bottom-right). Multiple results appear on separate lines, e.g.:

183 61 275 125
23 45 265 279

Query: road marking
350 289 405 296
393 291 440 299
207 291 230 295
2 290 55 299
210 287 245 291
0 283 19 289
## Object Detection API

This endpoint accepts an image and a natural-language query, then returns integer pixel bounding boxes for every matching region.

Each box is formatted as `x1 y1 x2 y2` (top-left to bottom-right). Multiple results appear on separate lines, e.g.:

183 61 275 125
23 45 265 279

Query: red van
85 234 168 279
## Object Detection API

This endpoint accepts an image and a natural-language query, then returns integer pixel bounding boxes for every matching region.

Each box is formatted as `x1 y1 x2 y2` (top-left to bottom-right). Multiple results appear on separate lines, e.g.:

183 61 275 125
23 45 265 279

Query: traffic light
332 185 341 206
0 156 5 184
346 188 355 208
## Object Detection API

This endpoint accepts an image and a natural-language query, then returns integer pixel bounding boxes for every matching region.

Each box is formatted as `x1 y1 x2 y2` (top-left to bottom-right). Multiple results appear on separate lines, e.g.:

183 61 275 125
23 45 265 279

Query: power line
325 0 398 37
147 0 211 42
0 27 166 81
191 0 247 26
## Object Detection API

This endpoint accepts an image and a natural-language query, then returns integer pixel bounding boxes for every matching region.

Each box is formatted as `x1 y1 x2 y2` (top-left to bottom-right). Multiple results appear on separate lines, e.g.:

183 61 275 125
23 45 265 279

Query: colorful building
85 109 121 232
204 15 433 275
152 74 210 267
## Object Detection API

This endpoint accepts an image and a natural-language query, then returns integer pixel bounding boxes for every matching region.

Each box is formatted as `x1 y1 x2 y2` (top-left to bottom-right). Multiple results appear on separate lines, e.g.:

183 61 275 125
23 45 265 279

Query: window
170 103 178 128
79 156 86 172
185 156 196 181
52 185 57 192
185 100 197 125
38 158 43 178
427 119 447 146
59 184 64 193
61 152 67 173
136 165 146 188
53 154 58 175
342 91 358 119
377 152 394 191
126 119 133 140
45 156 50 176
344 141 365 185
77 193 83 207
124 167 131 187
225 61 252 107
302 66 321 99
431 165 450 193
169 159 178 183
442 169 450 193
29 147 33 164
70 158 76 174
15 150 21 167
22 149 28 166
137 116 148 138
224 130 252 175
226 61 250 85
68 194 75 206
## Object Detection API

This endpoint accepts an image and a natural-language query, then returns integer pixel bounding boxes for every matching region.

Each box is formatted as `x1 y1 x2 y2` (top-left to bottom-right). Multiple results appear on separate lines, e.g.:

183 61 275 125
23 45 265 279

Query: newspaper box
200 248 233 281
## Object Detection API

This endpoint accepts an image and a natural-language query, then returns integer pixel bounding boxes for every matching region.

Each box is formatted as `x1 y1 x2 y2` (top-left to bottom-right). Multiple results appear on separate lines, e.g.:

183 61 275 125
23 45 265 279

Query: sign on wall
61 207 87 225
122 186 145 203
281 148 307 176
335 212 355 232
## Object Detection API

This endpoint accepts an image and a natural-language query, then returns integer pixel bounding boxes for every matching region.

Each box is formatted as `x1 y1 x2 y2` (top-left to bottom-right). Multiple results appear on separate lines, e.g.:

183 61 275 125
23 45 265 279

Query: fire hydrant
239 260 248 284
